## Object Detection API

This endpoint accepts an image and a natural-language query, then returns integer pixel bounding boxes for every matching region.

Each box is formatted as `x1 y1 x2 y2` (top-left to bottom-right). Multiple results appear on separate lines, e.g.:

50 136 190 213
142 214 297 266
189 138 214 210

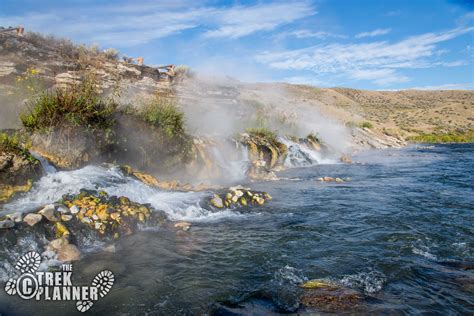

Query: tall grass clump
140 96 187 139
20 78 116 133
246 127 278 144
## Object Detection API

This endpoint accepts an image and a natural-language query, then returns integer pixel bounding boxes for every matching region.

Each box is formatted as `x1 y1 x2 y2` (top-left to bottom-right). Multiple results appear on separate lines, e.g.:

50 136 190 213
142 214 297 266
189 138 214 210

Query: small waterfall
210 144 249 183
279 137 335 167
31 152 57 173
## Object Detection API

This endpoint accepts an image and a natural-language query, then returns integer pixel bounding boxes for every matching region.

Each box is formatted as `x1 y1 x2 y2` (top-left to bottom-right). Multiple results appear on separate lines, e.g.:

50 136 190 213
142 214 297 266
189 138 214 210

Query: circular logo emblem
16 273 39 299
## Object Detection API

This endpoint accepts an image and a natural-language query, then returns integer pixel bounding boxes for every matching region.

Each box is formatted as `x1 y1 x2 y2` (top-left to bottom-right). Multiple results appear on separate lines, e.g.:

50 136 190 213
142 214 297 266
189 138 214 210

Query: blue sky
0 0 473 90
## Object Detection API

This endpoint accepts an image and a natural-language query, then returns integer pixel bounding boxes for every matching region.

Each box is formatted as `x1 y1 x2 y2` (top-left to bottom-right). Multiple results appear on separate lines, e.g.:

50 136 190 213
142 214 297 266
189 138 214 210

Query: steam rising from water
176 75 352 155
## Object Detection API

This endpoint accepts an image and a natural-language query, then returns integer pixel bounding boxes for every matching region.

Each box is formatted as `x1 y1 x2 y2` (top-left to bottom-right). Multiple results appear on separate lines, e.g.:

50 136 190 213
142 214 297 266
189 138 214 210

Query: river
0 144 473 315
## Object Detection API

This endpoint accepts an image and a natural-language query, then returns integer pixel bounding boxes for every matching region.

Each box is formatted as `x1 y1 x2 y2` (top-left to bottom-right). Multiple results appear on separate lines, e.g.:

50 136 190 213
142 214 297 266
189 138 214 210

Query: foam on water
0 165 245 222
279 137 336 167
340 270 386 295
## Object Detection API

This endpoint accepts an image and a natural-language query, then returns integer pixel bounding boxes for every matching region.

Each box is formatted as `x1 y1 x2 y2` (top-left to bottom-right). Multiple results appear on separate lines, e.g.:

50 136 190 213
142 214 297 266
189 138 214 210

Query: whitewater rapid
0 164 248 222
279 137 337 167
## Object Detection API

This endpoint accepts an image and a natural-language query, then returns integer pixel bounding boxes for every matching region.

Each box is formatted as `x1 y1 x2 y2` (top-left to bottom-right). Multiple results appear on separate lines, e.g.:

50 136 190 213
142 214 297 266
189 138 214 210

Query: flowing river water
0 143 473 315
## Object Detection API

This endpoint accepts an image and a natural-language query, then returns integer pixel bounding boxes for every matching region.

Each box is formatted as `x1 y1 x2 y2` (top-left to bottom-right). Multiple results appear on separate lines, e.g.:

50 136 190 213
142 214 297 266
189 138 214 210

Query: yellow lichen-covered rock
210 187 271 208
55 222 70 238
300 279 339 289
0 181 32 203
210 195 224 208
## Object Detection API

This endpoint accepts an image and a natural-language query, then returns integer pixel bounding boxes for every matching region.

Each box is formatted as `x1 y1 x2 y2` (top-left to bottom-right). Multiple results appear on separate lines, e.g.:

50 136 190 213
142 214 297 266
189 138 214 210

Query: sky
0 0 473 90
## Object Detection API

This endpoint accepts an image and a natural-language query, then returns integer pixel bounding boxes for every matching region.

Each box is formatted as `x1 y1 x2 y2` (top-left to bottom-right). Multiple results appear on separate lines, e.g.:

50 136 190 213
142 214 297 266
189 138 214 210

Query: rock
6 212 22 223
318 177 344 183
254 196 265 206
300 280 363 312
103 244 116 253
23 213 43 226
340 155 353 164
210 195 224 208
300 279 339 289
39 204 60 222
174 221 191 231
0 182 33 203
61 214 73 221
48 237 69 251
0 218 15 229
55 204 70 214
70 205 79 214
57 244 81 262
55 222 70 237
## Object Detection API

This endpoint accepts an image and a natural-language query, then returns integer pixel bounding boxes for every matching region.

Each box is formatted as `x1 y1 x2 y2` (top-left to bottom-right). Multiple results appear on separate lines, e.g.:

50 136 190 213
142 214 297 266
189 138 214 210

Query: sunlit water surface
0 144 473 315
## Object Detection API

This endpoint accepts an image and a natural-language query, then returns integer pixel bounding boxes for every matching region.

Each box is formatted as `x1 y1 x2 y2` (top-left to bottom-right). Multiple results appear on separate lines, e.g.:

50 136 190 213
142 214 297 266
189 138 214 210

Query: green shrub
409 130 474 143
0 132 37 163
20 78 116 133
0 132 21 153
246 127 277 143
360 121 373 129
139 96 187 139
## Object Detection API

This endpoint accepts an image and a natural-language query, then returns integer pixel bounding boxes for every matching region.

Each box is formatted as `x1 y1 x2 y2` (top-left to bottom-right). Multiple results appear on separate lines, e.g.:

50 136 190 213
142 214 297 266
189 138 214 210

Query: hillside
1 30 473 146
288 85 473 141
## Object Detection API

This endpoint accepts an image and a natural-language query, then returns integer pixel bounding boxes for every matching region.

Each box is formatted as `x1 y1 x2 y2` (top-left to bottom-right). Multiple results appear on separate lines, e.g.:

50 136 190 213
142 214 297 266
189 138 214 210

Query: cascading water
210 144 249 183
278 137 336 167
0 165 248 222
31 152 57 174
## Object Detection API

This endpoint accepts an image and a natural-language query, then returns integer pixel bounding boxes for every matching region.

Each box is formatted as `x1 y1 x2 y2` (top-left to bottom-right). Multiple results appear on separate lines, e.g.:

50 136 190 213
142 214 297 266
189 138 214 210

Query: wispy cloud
202 2 315 39
406 83 474 90
283 76 330 86
355 28 391 38
276 29 346 40
0 1 314 46
256 27 474 86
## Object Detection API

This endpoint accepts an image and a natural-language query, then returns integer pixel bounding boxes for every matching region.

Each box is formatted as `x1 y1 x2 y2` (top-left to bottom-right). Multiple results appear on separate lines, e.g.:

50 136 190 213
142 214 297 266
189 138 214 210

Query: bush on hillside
20 78 116 133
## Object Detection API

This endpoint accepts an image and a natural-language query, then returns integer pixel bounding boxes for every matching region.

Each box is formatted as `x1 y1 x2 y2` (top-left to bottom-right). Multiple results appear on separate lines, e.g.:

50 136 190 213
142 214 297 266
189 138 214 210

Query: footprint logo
76 270 115 312
4 251 115 313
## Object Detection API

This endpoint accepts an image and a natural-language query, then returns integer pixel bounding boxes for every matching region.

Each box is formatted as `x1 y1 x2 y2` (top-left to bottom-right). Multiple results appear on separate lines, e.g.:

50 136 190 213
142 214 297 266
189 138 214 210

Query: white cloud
0 1 314 46
355 28 391 38
283 76 329 86
276 29 346 40
380 83 474 91
257 27 474 86
202 2 315 39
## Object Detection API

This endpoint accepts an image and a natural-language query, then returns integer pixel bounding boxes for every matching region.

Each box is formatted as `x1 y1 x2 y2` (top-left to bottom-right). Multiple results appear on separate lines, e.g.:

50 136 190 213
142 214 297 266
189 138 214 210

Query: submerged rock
318 177 345 183
6 212 22 223
299 279 363 312
23 213 43 226
0 218 15 229
174 221 191 231
57 244 81 262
